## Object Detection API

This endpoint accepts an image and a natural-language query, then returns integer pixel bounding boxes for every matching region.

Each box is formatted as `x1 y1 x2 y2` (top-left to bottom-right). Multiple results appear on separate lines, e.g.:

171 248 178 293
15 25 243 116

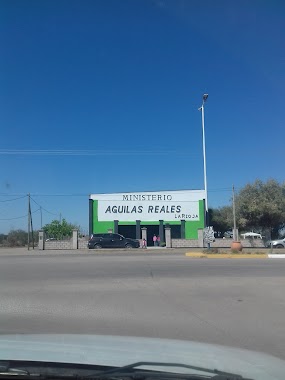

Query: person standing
157 235 161 246
153 235 157 246
142 238 147 249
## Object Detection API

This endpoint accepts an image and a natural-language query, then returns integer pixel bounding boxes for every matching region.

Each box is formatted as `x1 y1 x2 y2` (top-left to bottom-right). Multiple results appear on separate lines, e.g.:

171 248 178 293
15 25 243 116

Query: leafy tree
43 219 78 239
235 179 285 236
209 179 285 239
209 206 233 233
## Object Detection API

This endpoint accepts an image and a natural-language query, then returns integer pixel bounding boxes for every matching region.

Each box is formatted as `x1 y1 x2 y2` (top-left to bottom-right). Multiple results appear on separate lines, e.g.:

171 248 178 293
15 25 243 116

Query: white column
72 229 78 250
165 227 172 248
38 230 45 250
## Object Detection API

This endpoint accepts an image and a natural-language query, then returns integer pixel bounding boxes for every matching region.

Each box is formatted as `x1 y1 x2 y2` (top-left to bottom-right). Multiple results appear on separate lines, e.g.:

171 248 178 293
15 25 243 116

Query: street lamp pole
199 94 209 227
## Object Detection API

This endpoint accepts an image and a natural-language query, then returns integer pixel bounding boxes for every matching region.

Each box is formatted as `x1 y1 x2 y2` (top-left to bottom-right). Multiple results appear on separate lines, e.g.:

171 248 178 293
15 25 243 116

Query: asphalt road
0 251 285 360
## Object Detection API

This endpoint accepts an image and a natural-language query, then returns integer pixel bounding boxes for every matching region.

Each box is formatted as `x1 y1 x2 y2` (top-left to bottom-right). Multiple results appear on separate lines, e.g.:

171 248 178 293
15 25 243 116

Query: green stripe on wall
185 200 205 239
93 200 114 233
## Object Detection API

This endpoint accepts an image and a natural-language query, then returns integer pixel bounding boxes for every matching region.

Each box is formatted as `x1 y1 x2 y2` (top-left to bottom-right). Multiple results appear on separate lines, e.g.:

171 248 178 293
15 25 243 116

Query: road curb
185 252 268 259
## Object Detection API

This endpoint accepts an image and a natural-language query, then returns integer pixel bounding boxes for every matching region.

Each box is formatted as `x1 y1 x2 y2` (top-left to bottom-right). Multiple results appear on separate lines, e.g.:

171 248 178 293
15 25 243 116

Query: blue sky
0 0 284 233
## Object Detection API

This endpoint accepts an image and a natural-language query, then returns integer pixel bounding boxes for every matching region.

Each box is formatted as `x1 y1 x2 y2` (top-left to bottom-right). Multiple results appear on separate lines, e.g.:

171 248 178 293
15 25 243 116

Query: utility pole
232 185 237 241
201 99 208 221
59 213 62 223
40 206 42 228
27 193 30 250
29 200 34 249
198 94 210 248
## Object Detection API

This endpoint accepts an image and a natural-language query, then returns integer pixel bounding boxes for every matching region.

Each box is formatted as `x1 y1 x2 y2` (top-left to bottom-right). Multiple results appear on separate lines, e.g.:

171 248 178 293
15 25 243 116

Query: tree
235 179 285 236
7 230 28 247
209 179 285 239
0 234 7 245
43 219 78 239
209 206 233 233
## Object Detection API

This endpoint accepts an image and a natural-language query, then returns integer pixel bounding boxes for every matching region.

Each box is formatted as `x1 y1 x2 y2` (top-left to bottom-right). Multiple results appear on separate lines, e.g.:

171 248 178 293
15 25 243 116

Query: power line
0 193 87 197
0 208 40 221
30 197 59 216
31 194 87 197
0 149 199 157
0 188 234 197
0 195 27 203
208 188 232 193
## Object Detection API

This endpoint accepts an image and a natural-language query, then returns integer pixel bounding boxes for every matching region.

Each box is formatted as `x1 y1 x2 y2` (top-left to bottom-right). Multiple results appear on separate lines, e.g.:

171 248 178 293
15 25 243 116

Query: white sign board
90 190 205 222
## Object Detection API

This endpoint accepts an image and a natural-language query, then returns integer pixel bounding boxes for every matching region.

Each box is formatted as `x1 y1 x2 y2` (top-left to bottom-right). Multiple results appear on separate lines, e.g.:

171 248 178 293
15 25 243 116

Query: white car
0 335 285 380
241 232 263 239
266 238 285 248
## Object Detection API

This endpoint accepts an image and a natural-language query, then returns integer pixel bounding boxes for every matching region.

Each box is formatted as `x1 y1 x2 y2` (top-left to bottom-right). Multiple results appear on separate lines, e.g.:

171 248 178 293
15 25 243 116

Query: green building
89 190 205 245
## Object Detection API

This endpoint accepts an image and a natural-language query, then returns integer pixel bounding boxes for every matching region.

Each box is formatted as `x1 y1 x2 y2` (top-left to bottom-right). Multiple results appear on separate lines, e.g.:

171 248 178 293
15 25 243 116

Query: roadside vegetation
210 179 285 240
0 219 80 247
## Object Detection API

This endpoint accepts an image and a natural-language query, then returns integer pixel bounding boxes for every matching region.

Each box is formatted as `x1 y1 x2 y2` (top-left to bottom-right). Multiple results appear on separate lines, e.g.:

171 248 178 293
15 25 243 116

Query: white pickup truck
240 232 263 239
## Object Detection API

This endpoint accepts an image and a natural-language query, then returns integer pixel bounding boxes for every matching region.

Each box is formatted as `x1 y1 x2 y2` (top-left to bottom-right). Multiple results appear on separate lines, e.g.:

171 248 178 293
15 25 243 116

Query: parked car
266 238 285 248
214 231 222 238
240 232 263 239
223 231 233 238
88 233 140 249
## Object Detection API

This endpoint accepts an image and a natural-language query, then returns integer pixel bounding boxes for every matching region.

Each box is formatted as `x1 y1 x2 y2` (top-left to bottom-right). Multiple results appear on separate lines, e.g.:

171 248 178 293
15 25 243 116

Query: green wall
185 200 205 239
92 199 205 239
93 200 114 233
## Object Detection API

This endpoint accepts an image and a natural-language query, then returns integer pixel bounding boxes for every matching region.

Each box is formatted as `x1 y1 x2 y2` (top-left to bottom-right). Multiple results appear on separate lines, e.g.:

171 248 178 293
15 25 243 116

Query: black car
88 233 140 249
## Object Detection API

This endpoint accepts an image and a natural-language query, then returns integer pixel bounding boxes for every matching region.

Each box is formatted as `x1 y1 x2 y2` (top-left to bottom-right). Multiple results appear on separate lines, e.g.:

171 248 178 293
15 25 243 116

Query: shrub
203 248 219 254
